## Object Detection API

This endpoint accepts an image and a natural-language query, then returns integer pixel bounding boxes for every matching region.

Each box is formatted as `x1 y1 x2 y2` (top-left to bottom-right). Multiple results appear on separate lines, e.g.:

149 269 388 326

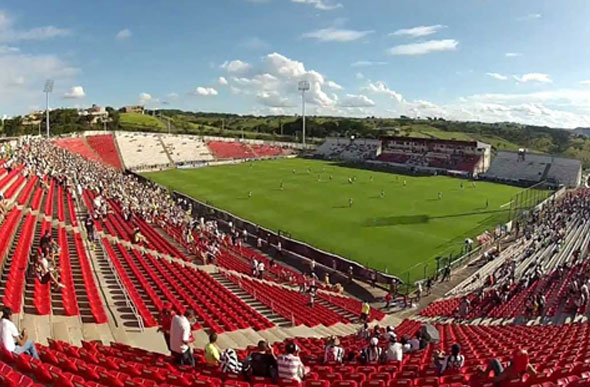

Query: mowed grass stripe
145 159 521 280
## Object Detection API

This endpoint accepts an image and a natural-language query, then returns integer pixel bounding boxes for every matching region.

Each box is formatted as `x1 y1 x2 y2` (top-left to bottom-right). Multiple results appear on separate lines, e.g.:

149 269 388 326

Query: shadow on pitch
363 208 509 227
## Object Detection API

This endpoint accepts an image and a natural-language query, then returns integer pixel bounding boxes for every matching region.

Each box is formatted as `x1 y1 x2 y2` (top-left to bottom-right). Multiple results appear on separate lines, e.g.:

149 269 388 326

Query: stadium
3 1 590 386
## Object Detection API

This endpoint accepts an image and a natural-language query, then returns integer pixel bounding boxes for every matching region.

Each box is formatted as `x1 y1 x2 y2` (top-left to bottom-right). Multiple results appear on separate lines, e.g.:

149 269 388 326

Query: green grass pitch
145 158 522 281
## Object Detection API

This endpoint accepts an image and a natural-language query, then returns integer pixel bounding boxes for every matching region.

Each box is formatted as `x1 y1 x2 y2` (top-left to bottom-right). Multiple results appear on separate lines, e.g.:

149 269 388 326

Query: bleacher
114 132 172 170
161 135 215 164
53 138 102 164
207 141 256 159
3 137 590 387
316 139 380 161
85 134 123 169
484 151 581 187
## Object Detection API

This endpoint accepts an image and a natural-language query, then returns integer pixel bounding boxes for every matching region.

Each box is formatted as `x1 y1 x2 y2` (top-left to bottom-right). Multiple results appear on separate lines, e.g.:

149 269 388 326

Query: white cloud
63 86 86 99
291 0 343 11
339 94 375 107
256 91 296 107
221 52 340 109
326 80 343 90
355 72 365 80
486 72 508 81
302 28 374 43
192 87 219 96
351 60 387 67
218 76 229 86
115 28 132 40
220 60 252 73
513 73 552 83
517 13 541 21
0 12 70 43
389 25 446 38
138 92 152 104
166 92 179 99
364 81 403 103
580 80 590 86
387 39 458 56
505 52 522 57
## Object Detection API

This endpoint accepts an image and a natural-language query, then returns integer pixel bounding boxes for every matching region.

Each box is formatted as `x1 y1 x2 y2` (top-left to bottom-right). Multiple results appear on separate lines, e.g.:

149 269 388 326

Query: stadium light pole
298 80 310 148
43 80 54 137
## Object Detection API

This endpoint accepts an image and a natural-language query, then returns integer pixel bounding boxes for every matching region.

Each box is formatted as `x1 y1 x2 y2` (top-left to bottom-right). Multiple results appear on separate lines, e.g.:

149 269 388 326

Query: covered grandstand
483 151 582 187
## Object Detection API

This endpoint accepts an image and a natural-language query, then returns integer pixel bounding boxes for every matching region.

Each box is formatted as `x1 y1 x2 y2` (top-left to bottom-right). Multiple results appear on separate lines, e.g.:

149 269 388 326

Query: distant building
78 104 109 125
121 105 144 114
21 110 44 127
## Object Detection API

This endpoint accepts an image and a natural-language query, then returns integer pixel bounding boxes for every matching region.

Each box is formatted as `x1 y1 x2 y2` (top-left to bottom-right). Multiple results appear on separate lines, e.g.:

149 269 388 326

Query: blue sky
2 0 590 128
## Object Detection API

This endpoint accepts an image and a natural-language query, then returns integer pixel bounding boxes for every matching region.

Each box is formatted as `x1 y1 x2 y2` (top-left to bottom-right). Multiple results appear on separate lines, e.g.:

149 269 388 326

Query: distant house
78 104 109 125
21 111 44 126
121 105 144 114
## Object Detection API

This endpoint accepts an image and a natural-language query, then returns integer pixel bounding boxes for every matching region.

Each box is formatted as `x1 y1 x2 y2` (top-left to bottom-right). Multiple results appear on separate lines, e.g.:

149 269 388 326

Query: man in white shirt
383 334 403 362
0 307 39 359
170 309 196 366
257 261 265 279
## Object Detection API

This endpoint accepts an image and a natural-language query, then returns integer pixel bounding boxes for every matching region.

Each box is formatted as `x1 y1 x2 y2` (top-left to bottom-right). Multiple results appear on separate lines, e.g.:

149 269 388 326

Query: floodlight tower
43 80 54 137
298 80 310 147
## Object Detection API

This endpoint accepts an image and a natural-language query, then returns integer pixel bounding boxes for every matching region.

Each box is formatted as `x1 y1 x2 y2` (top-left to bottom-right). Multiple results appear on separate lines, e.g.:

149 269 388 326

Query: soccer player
369 176 373 182
403 179 407 187
348 177 353 184
329 175 333 181
280 181 284 191
460 182 464 189
349 198 353 207
438 192 443 200
380 189 385 198
486 199 489 209
248 191 252 198
292 169 296 174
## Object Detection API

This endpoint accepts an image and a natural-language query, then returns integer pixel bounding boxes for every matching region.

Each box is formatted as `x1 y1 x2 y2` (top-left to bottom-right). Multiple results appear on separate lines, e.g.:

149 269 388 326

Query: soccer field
145 158 522 281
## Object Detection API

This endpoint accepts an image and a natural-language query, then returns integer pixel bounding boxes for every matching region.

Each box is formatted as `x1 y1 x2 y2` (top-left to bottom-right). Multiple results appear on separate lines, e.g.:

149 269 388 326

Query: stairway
66 231 95 323
210 272 292 327
316 298 358 321
153 224 201 263
22 218 41 315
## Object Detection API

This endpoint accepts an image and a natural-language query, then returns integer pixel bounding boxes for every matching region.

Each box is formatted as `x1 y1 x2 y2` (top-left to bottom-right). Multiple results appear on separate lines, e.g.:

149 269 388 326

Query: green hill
119 113 166 131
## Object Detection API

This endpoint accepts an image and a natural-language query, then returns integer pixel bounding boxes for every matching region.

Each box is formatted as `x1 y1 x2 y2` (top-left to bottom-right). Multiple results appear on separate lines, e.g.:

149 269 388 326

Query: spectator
360 337 382 364
170 309 196 366
204 332 221 367
277 342 308 382
384 292 392 309
383 326 396 342
408 333 421 352
257 260 265 280
433 344 464 375
0 307 39 359
323 336 344 363
360 302 371 322
35 251 65 289
243 340 277 380
383 334 403 362
479 349 537 383
357 323 370 341
220 348 243 375
158 303 175 351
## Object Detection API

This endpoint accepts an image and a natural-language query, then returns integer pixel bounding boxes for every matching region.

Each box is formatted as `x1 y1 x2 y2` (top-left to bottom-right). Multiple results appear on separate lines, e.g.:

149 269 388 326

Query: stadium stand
114 131 172 170
316 137 491 175
161 135 215 165
85 134 123 169
207 141 256 159
4 135 590 387
53 138 103 164
316 138 381 161
484 151 582 187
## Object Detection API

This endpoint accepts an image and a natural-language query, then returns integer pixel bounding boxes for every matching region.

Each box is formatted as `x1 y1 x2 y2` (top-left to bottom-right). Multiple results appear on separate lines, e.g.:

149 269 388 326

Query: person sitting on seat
243 340 277 380
383 333 403 363
323 336 344 364
360 337 382 364
0 307 39 359
277 342 308 383
478 348 537 384
132 227 147 246
220 348 243 375
433 343 464 375
203 332 221 367
35 251 65 289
